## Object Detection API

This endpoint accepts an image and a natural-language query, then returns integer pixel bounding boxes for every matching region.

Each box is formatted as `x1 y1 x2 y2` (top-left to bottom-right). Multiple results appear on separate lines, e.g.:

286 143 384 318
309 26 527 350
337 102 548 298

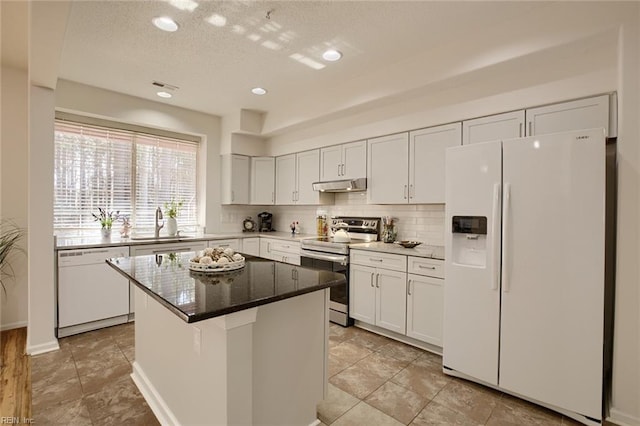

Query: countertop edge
107 257 346 324
349 242 445 260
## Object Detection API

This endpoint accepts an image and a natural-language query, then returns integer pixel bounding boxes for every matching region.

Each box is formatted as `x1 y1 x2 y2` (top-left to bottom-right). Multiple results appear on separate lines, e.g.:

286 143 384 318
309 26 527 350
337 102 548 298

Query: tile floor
32 322 584 425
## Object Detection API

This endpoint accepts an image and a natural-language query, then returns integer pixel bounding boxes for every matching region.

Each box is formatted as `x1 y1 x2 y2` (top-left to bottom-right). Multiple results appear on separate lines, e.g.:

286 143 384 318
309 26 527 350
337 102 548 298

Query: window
54 119 199 233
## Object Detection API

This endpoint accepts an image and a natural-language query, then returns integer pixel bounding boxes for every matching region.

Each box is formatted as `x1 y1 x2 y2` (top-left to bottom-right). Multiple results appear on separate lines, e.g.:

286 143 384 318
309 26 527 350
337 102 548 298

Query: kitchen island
107 252 345 426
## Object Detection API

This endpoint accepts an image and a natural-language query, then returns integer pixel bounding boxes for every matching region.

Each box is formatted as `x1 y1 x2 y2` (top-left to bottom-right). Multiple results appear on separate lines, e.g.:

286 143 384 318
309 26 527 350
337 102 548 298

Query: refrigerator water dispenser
452 216 488 267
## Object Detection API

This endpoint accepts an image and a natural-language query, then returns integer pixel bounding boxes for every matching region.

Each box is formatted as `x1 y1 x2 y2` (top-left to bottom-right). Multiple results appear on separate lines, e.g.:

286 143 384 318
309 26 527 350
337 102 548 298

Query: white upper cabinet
462 111 525 145
250 157 275 205
275 154 296 204
409 123 462 204
368 125 462 205
320 140 367 181
296 149 321 204
221 154 249 205
526 94 613 137
367 132 410 204
276 149 329 205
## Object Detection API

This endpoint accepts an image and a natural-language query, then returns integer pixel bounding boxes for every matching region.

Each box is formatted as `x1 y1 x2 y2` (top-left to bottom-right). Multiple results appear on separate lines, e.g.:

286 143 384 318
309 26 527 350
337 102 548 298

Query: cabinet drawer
270 240 300 255
208 238 241 251
351 250 406 272
408 256 444 278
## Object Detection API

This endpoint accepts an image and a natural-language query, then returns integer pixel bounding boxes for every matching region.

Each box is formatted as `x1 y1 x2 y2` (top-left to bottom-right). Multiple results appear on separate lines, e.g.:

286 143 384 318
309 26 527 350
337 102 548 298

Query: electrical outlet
193 327 201 355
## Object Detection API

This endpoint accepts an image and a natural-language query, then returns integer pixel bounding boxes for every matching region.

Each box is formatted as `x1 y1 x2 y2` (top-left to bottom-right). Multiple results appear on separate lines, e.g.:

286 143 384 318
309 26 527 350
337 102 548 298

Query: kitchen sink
130 235 195 241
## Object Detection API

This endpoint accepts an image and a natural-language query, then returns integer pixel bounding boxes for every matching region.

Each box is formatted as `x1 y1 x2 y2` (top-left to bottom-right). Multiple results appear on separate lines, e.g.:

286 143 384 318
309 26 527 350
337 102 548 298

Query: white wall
0 66 29 330
54 80 223 233
27 85 58 354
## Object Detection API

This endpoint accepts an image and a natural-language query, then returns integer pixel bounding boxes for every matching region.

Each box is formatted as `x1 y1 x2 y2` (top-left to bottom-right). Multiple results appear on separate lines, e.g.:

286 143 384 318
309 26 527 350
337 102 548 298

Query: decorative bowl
394 240 422 249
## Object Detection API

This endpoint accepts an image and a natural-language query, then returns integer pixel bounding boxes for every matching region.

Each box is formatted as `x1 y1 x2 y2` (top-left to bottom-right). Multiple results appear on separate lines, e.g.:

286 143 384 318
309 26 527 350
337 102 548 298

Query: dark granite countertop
106 252 345 323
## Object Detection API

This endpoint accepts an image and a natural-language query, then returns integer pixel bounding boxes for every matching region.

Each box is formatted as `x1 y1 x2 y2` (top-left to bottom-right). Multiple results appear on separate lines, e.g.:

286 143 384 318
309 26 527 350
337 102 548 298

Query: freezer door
499 129 605 419
444 141 502 386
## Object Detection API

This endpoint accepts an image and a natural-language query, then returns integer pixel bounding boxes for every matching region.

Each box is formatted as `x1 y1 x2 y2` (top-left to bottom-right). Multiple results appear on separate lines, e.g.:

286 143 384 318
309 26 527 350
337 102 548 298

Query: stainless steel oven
300 217 380 326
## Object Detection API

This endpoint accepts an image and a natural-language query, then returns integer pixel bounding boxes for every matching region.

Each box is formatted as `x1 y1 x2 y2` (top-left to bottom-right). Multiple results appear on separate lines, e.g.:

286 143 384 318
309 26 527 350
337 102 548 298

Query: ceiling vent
152 81 179 91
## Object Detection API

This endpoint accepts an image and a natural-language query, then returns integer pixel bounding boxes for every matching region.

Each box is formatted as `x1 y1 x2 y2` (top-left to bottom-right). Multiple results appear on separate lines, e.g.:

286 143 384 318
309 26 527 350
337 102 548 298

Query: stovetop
301 216 381 255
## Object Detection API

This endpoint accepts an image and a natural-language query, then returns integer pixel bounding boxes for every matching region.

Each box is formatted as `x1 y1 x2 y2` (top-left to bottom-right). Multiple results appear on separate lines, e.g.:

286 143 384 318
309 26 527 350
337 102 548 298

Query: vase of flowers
92 208 120 240
164 199 183 237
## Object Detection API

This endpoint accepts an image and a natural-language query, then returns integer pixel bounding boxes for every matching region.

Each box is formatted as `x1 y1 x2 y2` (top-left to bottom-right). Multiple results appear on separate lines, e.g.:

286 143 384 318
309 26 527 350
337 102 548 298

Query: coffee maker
257 212 274 232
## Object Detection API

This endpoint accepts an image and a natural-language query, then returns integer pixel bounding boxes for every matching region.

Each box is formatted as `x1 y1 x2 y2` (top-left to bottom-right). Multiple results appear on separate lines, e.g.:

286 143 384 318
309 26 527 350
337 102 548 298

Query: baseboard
608 408 640 426
1 321 28 331
131 361 181 426
26 339 60 356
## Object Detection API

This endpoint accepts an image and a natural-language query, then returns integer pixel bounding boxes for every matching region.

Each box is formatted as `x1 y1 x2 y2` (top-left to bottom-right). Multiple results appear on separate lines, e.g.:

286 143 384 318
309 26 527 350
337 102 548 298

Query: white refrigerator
443 128 605 425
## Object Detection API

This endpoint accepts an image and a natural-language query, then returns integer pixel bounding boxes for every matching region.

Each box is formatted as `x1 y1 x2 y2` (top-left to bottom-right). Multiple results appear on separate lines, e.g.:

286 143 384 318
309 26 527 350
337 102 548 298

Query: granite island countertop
348 241 445 260
107 252 345 323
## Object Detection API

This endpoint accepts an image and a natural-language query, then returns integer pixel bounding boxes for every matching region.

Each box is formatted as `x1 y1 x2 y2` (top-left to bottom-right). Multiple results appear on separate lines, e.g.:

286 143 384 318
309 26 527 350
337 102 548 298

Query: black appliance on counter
300 216 380 327
258 212 274 232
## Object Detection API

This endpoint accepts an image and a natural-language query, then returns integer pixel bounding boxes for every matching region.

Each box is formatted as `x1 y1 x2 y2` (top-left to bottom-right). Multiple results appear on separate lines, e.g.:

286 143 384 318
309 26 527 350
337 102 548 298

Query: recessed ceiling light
251 87 267 95
152 16 179 32
206 13 227 27
322 49 342 62
157 91 173 98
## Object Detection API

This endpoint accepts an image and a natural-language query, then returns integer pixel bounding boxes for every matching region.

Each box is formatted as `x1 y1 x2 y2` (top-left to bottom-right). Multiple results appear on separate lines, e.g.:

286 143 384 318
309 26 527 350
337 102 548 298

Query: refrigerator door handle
502 183 511 293
491 182 501 291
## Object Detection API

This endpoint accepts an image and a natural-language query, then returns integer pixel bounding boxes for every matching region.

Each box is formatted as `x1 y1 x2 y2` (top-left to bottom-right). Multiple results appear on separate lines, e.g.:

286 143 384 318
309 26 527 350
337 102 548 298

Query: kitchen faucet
155 207 164 238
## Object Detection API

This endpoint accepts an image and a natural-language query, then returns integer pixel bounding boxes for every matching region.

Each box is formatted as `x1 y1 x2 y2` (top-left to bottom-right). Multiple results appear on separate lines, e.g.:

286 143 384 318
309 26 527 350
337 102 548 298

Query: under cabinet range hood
312 178 367 193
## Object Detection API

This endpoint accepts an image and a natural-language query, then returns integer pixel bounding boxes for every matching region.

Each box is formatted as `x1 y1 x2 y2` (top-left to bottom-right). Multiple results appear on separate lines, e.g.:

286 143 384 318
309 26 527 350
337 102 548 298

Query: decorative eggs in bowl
189 247 245 272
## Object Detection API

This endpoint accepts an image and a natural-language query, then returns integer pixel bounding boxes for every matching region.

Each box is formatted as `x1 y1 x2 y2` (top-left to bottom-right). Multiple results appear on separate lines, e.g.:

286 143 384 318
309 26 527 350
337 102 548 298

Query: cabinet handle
272 192 274 203
337 164 341 176
369 257 383 262
370 273 374 287
407 279 412 295
267 242 271 253
519 122 523 137
375 273 380 288
409 184 414 199
231 190 234 202
418 265 436 270
341 164 345 176
281 245 290 249
404 185 408 199
292 191 295 202
528 121 533 136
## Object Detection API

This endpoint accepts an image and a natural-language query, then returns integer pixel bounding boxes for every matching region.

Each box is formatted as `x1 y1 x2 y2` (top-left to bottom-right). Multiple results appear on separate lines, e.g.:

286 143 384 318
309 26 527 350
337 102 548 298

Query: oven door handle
300 250 349 265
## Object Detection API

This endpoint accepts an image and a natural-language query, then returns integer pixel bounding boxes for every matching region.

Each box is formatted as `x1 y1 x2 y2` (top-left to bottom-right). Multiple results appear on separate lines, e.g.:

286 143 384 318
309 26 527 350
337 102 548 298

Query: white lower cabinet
259 237 301 265
349 251 407 335
242 237 260 256
407 257 444 346
407 274 443 346
208 238 241 251
350 250 445 348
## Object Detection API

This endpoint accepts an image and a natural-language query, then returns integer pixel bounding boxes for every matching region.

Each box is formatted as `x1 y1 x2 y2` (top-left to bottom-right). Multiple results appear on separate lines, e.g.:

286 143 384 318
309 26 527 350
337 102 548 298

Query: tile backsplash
220 192 445 246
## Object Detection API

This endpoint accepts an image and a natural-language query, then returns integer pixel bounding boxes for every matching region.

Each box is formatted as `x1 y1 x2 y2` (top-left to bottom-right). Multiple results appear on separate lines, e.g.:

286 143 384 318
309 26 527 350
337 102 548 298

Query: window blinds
54 120 199 232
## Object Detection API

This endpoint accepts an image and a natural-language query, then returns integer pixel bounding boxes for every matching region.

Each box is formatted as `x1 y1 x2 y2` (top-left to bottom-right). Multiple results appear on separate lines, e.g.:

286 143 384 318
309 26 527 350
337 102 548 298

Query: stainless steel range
300 216 380 326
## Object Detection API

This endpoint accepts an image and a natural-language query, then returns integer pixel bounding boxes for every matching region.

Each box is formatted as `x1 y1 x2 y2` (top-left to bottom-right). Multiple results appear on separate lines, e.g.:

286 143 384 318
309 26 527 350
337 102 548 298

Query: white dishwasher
57 246 130 337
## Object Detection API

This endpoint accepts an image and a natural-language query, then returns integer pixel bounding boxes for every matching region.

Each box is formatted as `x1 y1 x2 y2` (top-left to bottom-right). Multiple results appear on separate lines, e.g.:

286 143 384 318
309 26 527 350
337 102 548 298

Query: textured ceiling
58 1 543 133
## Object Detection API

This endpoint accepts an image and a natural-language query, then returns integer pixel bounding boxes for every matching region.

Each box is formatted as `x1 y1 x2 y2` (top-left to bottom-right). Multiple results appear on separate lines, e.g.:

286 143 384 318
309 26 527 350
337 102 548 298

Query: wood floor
0 327 31 419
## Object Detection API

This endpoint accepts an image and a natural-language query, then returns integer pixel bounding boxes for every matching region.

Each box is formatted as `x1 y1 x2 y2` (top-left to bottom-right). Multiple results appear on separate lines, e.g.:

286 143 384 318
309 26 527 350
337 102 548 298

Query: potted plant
92 207 120 239
0 220 25 293
164 199 183 237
